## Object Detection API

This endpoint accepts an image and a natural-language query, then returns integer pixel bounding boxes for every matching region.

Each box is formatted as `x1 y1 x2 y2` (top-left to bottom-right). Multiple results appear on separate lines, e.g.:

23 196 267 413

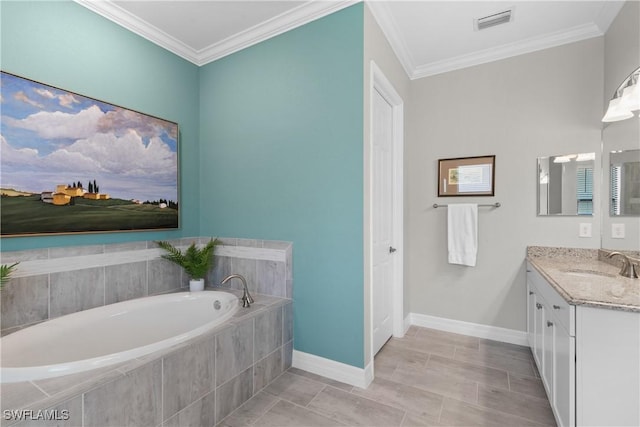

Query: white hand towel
447 203 478 267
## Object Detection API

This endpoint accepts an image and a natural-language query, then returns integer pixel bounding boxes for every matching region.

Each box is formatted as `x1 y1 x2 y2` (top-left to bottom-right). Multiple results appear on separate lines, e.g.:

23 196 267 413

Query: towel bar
433 202 501 208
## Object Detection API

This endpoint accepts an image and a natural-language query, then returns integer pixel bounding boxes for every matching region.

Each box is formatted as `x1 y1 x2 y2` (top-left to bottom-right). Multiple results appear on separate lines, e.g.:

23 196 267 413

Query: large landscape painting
0 71 179 236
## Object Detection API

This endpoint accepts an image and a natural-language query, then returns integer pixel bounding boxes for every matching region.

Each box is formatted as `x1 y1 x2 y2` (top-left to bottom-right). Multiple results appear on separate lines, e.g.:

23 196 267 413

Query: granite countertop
527 247 640 313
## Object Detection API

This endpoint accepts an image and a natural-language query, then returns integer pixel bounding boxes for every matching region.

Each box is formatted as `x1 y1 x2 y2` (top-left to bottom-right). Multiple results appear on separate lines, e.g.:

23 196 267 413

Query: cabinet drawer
527 262 575 336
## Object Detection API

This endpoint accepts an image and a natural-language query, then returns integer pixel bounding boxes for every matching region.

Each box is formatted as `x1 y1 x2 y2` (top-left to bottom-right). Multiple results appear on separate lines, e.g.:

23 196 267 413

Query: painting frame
1 71 180 237
438 155 495 197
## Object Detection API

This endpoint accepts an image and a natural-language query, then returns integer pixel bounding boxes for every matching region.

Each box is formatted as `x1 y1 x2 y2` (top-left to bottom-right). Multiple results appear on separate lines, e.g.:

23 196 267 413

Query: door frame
368 60 404 364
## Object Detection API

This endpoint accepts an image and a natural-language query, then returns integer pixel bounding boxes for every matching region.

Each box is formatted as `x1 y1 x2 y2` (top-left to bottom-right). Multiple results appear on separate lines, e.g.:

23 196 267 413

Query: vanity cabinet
527 264 574 427
527 261 640 427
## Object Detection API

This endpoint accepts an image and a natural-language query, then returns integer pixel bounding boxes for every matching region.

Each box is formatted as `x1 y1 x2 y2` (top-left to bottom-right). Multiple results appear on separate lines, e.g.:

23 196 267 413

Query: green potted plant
0 262 19 290
156 239 219 292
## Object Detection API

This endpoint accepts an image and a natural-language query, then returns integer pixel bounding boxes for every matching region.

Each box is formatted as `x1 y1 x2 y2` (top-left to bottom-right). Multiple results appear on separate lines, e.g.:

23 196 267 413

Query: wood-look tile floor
218 326 557 427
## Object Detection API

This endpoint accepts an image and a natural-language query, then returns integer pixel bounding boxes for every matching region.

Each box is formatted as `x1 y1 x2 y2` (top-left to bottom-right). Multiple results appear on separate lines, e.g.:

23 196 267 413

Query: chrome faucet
607 252 639 279
220 274 255 307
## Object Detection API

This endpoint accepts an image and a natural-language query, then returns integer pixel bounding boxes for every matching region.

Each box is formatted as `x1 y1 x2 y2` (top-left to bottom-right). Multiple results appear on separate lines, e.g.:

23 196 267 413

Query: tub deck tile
163 389 216 427
33 364 126 403
216 367 254 423
162 336 216 420
216 318 254 386
83 360 162 427
0 381 49 413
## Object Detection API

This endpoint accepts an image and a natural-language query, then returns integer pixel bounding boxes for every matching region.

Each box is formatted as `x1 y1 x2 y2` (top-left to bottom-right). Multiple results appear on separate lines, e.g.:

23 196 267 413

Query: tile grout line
304 383 328 408
283 393 351 427
436 395 445 424
350 381 447 422
444 395 553 427
324 383 411 419
160 358 164 425
398 410 408 427
29 380 51 398
262 394 282 420
452 352 536 378
81 390 85 427
47 272 51 322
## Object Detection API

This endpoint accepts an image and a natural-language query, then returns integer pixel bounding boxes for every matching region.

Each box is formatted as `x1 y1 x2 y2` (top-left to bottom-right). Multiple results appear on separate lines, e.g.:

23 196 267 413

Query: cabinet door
527 279 536 349
543 313 555 405
534 299 546 377
577 307 639 426
554 325 575 427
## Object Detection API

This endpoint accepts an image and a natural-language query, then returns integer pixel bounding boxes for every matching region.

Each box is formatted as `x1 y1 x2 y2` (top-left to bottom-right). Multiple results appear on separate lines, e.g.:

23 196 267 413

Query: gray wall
405 38 604 331
363 3 412 364
602 0 640 251
549 161 564 215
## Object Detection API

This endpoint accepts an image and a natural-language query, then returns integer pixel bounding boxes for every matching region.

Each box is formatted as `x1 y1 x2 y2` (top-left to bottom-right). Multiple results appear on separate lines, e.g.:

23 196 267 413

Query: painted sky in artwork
0 72 178 202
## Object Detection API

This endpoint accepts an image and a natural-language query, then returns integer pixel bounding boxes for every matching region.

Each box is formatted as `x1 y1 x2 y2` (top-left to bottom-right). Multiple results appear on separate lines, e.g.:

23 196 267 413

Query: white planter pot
189 279 205 292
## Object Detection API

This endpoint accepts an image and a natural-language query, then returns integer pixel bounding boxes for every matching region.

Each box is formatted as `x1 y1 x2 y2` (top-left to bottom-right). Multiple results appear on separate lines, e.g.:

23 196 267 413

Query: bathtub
0 291 239 384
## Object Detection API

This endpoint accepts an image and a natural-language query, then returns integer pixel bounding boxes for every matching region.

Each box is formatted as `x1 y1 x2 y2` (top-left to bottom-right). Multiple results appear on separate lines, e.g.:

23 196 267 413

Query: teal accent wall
199 4 365 367
0 0 200 251
1 1 366 368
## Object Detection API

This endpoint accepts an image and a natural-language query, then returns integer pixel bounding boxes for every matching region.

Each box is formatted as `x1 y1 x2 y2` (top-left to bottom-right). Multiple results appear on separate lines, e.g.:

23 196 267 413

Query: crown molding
411 22 604 80
593 1 625 33
74 0 357 67
76 0 621 76
366 1 416 79
368 1 620 81
198 1 357 66
74 0 200 64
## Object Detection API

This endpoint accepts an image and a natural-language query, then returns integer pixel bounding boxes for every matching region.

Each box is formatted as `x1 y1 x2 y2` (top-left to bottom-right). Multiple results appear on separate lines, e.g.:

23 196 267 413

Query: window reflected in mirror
538 153 595 216
610 149 640 216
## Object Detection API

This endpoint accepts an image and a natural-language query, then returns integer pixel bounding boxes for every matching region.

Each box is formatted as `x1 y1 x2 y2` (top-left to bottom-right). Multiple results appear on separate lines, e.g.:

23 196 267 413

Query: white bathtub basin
0 291 239 383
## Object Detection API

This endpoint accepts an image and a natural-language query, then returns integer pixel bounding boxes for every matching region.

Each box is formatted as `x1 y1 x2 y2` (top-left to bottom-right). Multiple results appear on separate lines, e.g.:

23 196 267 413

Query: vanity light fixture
553 155 575 163
576 152 595 162
602 66 640 122
620 80 640 111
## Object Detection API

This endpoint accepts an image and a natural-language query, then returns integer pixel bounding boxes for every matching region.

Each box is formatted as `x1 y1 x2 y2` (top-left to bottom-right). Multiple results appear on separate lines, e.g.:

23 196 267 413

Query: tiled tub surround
527 246 640 312
1 291 293 427
0 237 292 336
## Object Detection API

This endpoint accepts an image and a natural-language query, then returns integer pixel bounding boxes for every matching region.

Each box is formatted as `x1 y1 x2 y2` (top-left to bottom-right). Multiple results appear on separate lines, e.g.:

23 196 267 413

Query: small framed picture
438 155 495 197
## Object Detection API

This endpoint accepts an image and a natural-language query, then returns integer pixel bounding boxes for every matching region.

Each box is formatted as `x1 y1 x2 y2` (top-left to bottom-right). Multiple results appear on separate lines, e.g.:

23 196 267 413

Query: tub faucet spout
220 274 254 307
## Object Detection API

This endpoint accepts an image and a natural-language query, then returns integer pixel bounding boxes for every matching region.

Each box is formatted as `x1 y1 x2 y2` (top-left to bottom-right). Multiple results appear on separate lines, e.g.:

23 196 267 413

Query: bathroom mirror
601 117 640 251
537 153 595 216
609 149 640 216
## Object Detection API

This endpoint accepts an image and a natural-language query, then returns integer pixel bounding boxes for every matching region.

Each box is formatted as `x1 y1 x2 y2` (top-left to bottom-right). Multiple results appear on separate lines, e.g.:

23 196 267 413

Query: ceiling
75 0 625 79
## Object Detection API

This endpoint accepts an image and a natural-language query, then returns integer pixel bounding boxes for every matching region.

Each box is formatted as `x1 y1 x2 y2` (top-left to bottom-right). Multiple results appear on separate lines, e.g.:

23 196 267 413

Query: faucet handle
608 252 639 279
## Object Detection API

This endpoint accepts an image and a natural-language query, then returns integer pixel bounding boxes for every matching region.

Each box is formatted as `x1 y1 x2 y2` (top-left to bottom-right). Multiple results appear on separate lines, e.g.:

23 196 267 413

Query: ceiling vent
474 9 513 31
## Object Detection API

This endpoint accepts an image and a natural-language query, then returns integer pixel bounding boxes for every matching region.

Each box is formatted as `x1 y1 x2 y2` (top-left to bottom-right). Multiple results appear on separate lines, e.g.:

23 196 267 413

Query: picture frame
1 71 179 236
438 155 495 197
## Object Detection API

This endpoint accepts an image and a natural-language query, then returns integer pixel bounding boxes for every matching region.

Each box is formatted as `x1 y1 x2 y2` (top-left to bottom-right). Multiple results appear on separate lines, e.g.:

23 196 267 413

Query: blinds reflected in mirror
577 166 594 215
611 165 621 215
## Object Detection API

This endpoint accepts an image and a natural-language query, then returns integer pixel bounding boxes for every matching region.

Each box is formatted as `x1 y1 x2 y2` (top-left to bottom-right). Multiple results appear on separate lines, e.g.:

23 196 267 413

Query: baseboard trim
409 313 528 346
292 350 373 389
403 314 411 335
292 315 525 390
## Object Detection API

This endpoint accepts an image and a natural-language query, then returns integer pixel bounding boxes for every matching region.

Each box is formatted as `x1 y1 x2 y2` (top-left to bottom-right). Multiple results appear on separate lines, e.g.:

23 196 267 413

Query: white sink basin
562 268 617 279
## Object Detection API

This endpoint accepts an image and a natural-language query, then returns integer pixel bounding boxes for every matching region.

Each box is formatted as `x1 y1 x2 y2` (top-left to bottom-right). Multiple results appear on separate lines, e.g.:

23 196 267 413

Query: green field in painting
1 195 178 235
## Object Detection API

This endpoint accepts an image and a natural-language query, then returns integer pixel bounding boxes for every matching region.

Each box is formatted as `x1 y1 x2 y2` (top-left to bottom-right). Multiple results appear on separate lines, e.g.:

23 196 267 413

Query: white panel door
372 88 395 355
